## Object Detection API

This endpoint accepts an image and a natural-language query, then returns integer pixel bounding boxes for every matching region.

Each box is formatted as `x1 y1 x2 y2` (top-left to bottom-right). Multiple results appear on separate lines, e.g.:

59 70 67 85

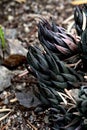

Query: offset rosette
74 5 87 36
27 46 83 106
77 86 87 117
38 19 79 60
79 28 87 71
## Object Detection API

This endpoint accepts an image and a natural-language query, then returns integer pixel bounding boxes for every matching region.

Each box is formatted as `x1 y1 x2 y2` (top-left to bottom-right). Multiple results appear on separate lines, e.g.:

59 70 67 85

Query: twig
0 111 12 121
0 108 11 112
18 69 29 78
63 15 74 24
67 105 76 113
84 76 87 79
82 11 86 31
1 123 8 130
58 92 71 99
60 102 75 106
64 89 76 104
57 92 67 105
73 112 80 116
67 59 81 69
67 21 75 33
27 120 38 130
10 97 18 103
74 59 81 69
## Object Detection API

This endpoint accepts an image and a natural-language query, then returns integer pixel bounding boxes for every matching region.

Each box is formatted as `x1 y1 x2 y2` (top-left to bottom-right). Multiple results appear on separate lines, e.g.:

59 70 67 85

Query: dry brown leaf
2 54 27 70
71 0 87 5
15 0 26 3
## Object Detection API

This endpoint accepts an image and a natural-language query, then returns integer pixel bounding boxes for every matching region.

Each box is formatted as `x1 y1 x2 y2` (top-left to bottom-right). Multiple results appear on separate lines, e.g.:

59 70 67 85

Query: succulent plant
77 86 87 116
27 45 84 107
75 86 87 129
79 28 87 71
38 19 79 60
74 5 87 36
26 4 87 130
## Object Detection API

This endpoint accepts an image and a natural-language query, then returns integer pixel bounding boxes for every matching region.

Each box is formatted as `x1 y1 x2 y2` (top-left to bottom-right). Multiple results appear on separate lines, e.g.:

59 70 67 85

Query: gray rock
0 66 13 91
0 27 28 58
69 89 79 101
4 28 27 56
7 39 28 56
4 28 17 39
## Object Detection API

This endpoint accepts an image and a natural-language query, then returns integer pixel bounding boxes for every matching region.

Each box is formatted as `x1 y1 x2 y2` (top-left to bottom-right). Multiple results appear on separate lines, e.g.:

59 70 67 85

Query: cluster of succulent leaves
27 46 83 107
74 4 87 71
75 86 87 130
38 19 79 60
77 86 87 116
74 4 87 36
27 46 84 129
79 28 87 71
27 4 87 130
34 105 84 130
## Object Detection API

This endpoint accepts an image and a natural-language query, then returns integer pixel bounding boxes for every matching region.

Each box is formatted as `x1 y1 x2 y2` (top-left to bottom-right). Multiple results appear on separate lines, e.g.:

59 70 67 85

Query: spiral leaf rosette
77 86 87 116
38 19 80 60
27 45 84 106
78 28 87 71
74 5 87 36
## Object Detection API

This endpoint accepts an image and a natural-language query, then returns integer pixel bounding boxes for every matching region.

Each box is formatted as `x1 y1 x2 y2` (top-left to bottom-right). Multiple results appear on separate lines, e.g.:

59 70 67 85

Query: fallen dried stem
64 89 76 104
10 97 18 103
0 111 12 121
27 120 38 130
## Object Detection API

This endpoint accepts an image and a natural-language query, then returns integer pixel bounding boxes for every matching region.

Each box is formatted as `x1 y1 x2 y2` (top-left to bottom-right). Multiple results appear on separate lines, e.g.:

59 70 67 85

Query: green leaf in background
0 25 6 49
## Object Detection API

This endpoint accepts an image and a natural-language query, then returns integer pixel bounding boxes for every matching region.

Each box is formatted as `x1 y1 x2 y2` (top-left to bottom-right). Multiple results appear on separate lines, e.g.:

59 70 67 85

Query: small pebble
3 98 9 104
8 15 14 22
24 26 29 33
